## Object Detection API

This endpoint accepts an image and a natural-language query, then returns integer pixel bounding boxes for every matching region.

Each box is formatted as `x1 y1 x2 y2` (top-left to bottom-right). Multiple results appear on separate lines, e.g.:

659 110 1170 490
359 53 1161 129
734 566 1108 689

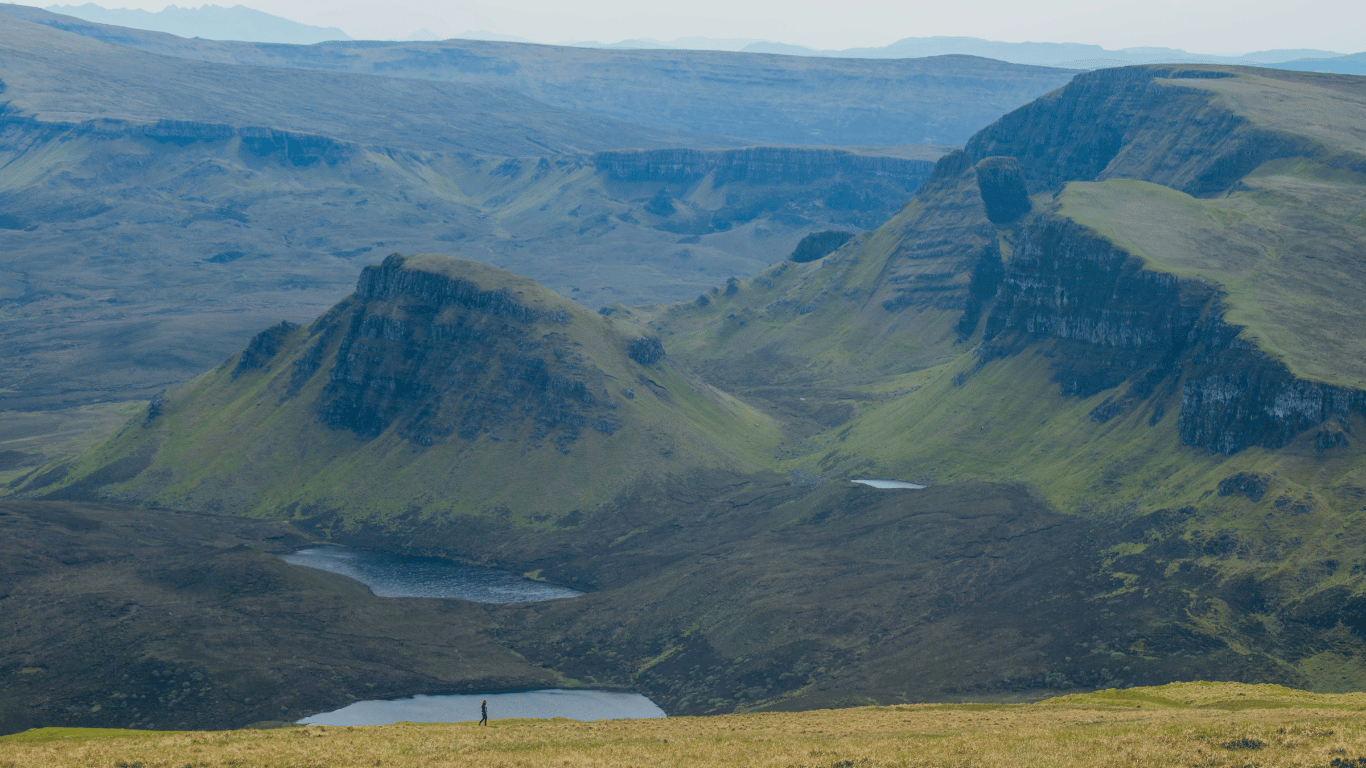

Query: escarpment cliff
981 216 1215 395
659 63 1366 464
940 65 1366 454
977 214 1366 453
963 66 1316 197
593 147 936 187
317 255 618 448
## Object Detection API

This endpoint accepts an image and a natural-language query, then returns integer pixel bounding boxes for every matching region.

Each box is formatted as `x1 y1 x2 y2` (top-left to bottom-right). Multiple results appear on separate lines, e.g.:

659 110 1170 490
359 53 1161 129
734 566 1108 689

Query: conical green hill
23 254 782 526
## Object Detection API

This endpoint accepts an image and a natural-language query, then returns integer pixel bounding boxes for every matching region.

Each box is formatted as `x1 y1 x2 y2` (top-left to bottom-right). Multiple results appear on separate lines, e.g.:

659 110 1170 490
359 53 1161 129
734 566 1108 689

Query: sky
35 0 1366 53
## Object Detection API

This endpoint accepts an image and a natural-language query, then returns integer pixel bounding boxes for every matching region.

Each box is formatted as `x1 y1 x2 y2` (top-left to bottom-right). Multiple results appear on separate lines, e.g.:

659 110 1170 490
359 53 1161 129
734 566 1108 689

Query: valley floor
3 683 1365 768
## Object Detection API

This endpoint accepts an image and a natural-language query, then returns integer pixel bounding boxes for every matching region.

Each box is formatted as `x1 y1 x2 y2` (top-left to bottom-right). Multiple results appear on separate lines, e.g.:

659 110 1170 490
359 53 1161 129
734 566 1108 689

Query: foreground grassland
5 683 1366 768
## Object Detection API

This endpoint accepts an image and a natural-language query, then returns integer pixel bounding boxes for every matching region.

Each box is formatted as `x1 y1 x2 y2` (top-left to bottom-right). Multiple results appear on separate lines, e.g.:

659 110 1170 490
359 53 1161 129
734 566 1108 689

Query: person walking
479 699 488 726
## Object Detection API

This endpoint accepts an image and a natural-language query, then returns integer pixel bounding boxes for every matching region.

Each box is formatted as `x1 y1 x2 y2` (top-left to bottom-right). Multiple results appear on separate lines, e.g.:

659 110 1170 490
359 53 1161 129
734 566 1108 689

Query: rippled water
852 479 926 489
281 545 583 602
300 689 665 726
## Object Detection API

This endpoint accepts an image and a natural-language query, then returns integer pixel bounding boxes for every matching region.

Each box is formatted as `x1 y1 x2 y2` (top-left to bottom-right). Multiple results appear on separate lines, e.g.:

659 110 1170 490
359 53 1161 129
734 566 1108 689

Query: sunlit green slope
24 255 781 524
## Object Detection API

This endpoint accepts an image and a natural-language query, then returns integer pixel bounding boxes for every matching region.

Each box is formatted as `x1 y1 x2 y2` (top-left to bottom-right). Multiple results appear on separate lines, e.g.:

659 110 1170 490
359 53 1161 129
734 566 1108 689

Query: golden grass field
4 683 1366 768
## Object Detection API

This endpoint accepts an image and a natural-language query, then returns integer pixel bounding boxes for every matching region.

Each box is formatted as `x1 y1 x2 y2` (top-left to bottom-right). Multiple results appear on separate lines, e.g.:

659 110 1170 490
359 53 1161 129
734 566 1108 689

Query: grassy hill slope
19 255 781 524
5 682 1366 768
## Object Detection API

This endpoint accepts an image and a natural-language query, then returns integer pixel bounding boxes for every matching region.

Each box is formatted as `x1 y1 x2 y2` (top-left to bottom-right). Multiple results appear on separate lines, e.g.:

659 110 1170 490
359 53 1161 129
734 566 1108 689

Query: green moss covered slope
23 254 781 526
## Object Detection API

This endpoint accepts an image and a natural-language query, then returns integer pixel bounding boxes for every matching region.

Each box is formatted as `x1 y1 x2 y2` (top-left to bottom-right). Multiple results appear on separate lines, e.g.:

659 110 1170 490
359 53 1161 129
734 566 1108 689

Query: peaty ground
3 682 1366 767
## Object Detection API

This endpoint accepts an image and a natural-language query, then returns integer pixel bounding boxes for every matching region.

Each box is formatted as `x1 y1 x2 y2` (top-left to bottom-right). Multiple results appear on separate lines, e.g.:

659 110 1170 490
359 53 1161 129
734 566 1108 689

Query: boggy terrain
0 500 558 736
9 64 1366 731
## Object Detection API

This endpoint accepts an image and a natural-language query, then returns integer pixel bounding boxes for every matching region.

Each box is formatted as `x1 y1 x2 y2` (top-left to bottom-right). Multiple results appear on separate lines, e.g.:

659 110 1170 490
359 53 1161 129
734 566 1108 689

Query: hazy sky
39 0 1366 52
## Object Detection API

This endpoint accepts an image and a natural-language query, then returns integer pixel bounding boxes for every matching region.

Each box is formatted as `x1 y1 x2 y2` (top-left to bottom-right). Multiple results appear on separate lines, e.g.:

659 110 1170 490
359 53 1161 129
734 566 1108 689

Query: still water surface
300 689 666 726
853 479 926 489
281 545 583 602
283 547 662 725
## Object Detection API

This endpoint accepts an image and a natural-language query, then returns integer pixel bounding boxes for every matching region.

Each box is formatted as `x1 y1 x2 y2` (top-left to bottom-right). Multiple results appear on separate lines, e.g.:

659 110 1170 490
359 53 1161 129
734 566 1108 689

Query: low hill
17 255 781 522
0 4 1079 147
745 36 1355 71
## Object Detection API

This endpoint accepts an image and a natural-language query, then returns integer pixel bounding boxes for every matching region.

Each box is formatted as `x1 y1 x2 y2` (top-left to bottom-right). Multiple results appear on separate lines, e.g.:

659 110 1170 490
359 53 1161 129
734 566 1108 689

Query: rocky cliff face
0 111 357 166
963 66 1308 198
1179 328 1364 454
593 147 935 187
885 65 1366 455
315 254 619 449
976 212 1363 453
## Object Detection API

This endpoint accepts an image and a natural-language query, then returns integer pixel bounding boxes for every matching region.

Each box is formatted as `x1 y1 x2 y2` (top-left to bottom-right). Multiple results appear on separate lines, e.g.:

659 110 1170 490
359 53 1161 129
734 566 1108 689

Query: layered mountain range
0 4 1077 147
12 63 1366 731
0 9 1084 411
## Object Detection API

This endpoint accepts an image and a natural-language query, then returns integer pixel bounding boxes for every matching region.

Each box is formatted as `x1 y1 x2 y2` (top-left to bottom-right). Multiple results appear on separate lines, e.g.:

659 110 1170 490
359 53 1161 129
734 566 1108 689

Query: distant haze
18 0 1364 54
45 2 349 43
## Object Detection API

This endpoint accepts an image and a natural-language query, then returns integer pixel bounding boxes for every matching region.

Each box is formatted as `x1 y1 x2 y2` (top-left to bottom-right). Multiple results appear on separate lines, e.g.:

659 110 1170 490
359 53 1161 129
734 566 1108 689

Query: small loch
852 479 926 490
300 689 666 726
281 545 582 602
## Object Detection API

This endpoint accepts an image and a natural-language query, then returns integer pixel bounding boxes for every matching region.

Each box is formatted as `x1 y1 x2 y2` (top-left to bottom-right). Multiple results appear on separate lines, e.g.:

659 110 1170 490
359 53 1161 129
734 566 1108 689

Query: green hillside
22 255 781 525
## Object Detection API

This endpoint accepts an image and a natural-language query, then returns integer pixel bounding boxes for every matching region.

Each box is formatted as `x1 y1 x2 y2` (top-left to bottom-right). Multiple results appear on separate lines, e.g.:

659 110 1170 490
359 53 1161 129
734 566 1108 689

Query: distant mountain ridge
46 2 349 44
0 4 1079 148
35 2 1362 73
738 36 1356 71
550 33 1361 74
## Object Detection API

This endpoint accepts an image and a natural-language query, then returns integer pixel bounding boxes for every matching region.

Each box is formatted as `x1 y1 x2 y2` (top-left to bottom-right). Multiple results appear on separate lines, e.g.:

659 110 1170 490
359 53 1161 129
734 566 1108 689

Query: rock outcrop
317 254 617 448
977 213 1364 454
906 65 1366 454
974 156 1031 224
593 147 935 187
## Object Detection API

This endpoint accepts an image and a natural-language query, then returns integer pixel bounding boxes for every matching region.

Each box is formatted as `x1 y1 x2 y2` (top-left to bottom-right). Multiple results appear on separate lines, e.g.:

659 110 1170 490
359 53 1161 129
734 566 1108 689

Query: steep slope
655 65 1366 467
19 254 781 524
0 4 1078 147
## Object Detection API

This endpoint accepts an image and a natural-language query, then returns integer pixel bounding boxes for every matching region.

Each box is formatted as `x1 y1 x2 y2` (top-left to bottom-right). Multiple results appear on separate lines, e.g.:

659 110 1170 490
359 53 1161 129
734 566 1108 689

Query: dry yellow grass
4 683 1366 768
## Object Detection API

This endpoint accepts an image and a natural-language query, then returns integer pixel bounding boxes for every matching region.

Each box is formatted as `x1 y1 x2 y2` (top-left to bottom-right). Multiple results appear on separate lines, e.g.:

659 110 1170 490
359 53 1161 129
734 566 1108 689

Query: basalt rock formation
316 257 620 447
973 156 1031 224
789 230 856 263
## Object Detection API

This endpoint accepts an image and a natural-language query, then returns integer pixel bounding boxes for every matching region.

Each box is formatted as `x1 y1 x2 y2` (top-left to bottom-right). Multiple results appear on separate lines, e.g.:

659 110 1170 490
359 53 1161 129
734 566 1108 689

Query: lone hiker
479 699 488 726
